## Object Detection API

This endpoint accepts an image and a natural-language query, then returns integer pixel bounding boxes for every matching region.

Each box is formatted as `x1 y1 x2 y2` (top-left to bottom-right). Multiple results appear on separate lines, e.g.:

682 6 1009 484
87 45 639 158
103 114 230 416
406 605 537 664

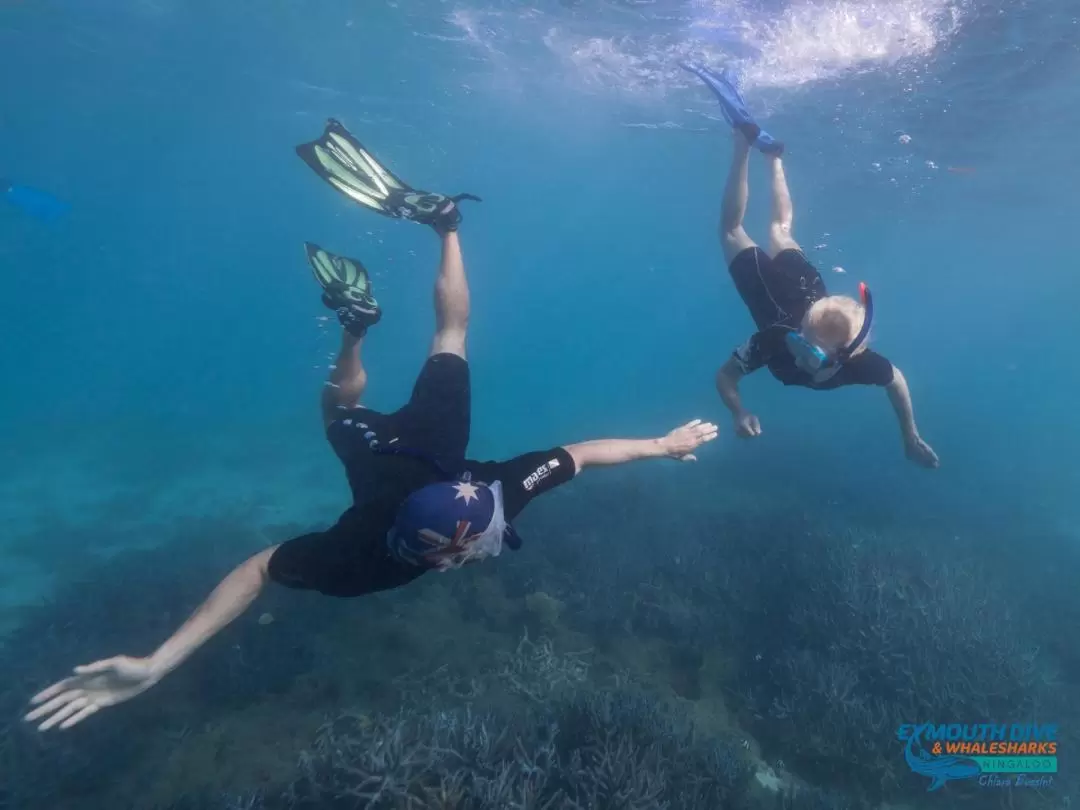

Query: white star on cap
453 481 480 504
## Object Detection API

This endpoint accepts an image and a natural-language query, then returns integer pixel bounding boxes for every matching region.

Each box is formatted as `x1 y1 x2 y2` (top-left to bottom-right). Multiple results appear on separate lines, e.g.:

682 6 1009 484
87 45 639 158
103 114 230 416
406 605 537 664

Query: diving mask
785 282 874 375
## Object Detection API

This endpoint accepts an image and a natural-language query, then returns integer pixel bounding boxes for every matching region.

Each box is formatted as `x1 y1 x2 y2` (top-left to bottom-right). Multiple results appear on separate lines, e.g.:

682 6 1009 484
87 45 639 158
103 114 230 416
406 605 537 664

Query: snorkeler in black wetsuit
713 127 940 469
25 130 719 733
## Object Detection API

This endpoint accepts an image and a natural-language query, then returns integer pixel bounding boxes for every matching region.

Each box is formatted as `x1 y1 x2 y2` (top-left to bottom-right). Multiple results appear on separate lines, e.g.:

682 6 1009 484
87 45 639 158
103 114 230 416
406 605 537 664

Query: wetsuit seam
754 248 791 326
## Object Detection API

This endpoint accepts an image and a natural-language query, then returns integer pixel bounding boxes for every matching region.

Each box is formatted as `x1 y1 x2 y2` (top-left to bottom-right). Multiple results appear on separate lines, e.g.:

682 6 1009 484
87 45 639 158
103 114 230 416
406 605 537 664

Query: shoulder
266 507 400 597
732 326 789 373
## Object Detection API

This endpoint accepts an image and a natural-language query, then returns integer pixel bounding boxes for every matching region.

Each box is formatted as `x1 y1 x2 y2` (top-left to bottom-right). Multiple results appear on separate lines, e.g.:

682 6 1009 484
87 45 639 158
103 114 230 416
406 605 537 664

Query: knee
721 227 754 260
768 223 798 256
321 385 358 429
431 328 467 360
768 221 793 240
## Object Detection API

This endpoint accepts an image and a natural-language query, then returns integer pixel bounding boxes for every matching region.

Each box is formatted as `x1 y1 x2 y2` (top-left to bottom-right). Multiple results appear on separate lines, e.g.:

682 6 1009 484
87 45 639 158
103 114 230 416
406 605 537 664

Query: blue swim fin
680 63 784 156
2 180 71 222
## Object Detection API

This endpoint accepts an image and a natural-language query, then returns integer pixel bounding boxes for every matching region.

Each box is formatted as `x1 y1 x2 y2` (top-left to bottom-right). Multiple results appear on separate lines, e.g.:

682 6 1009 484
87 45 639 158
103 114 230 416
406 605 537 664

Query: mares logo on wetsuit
522 458 561 492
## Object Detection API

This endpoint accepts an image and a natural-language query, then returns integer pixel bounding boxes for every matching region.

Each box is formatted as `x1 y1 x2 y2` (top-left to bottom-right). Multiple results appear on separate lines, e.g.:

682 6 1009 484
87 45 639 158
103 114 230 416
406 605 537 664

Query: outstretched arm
565 419 719 472
147 547 276 675
885 366 939 468
25 547 277 732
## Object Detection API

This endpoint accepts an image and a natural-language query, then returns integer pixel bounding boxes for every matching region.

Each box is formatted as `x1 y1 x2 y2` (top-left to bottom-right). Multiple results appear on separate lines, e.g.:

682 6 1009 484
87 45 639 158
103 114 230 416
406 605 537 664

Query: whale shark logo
901 724 982 791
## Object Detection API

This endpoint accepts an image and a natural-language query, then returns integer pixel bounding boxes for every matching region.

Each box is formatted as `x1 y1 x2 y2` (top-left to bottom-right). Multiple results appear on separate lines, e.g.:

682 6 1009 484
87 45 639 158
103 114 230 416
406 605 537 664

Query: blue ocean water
2 0 1079 806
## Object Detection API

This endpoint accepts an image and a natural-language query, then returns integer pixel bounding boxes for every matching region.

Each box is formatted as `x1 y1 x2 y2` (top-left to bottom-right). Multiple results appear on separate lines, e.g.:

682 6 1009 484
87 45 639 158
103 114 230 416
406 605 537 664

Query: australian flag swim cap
387 479 521 570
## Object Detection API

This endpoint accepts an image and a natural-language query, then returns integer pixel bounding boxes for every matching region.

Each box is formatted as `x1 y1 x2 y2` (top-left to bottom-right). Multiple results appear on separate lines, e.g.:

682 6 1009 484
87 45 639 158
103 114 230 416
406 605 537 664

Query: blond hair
802 295 869 355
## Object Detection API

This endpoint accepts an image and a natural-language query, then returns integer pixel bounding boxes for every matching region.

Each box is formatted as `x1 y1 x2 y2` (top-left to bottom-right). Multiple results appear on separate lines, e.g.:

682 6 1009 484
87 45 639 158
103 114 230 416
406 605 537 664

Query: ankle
736 122 760 145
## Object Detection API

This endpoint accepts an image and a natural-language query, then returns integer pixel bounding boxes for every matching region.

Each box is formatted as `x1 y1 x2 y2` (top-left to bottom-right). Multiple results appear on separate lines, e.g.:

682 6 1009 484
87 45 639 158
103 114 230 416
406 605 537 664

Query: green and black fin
304 242 381 337
304 241 371 299
296 119 410 216
296 119 481 232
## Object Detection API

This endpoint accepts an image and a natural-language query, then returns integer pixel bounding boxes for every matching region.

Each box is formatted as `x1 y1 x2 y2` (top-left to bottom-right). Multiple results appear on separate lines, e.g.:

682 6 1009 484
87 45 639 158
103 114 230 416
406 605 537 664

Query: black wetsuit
267 353 575 597
727 247 894 389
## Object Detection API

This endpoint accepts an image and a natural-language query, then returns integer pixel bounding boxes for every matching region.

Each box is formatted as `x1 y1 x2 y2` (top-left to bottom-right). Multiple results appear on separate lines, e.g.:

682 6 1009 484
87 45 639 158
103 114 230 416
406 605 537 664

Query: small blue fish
903 725 982 791
2 178 70 222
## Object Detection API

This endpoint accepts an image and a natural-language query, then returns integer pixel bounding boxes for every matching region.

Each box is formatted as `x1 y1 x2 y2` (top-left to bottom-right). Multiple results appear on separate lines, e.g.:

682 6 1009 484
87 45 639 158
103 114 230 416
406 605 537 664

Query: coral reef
271 681 749 809
499 473 1078 806
5 463 1079 810
731 524 1063 798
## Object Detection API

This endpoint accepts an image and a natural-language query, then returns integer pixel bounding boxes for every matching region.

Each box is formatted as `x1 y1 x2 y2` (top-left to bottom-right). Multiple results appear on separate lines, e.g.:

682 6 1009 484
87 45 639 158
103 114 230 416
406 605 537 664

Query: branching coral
281 685 748 810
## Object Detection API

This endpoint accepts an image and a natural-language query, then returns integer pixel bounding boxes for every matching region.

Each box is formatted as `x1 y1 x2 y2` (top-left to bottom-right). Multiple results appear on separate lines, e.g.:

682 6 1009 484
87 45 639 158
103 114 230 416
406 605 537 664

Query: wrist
145 648 175 682
651 436 669 457
145 653 165 681
902 425 919 442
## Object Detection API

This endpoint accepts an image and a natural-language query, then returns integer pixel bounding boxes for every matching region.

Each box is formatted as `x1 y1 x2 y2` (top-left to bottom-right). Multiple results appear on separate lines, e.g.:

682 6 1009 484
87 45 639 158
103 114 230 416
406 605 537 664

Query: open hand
660 419 719 461
734 412 762 438
25 656 159 731
904 434 940 469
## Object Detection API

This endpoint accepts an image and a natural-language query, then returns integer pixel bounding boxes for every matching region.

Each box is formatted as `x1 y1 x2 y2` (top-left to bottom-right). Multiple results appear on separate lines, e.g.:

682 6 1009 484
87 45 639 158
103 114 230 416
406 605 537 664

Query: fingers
668 419 719 456
29 677 77 706
733 413 762 438
679 419 718 440
25 689 83 726
37 697 90 732
60 703 101 730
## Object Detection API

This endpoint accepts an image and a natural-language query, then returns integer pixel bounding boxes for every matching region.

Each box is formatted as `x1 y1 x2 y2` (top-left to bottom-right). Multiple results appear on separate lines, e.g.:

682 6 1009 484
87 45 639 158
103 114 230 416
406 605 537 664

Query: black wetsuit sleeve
839 350 895 387
731 327 786 374
466 447 577 521
267 507 424 597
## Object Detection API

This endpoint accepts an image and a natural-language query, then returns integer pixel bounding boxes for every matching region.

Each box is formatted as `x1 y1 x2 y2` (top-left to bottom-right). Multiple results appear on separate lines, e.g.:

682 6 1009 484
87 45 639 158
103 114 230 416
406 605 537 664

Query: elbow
565 445 587 475
716 362 741 395
715 366 731 392
248 546 278 587
885 364 904 391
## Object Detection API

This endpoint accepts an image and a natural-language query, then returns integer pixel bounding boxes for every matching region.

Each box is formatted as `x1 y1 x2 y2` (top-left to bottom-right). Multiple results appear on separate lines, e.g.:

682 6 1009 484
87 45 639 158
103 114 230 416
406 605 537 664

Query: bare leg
321 332 367 428
720 132 759 264
430 231 469 359
766 155 801 257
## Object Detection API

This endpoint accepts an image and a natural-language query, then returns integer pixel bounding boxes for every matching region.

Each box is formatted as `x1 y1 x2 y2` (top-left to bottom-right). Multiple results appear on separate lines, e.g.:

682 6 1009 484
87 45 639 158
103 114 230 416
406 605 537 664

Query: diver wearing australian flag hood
683 63 939 469
25 121 720 733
